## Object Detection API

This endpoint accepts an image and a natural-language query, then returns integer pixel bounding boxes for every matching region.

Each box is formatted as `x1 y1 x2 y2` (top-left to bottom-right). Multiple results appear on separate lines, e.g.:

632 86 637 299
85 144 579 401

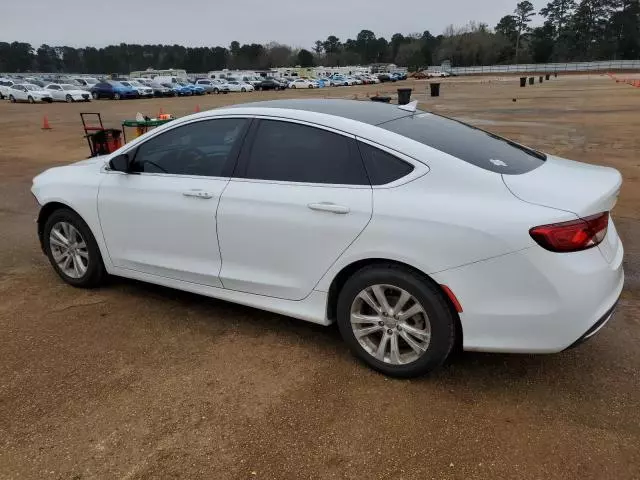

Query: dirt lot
1 75 639 480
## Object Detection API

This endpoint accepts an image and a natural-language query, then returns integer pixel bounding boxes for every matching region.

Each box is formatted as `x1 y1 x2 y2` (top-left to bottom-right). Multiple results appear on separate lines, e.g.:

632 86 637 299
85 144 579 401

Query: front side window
244 120 368 185
131 118 248 177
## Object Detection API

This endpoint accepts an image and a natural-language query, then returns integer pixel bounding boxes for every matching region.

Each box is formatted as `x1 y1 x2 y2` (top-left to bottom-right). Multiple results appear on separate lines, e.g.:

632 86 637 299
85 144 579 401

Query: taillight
530 212 609 253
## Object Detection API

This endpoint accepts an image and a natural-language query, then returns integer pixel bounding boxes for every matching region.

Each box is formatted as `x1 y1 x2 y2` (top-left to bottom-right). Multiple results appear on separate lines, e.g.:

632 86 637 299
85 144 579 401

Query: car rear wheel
9 95 16 103
92 92 99 100
113 92 121 100
337 265 456 378
28 96 35 104
43 208 106 288
65 94 73 103
241 87 246 92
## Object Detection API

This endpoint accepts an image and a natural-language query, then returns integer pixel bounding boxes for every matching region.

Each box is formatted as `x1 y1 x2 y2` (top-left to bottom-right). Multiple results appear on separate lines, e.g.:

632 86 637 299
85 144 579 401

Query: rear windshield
380 113 546 175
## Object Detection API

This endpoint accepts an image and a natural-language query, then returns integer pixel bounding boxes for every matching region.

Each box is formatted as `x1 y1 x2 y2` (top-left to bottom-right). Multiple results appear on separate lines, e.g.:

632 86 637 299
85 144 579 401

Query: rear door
217 118 373 300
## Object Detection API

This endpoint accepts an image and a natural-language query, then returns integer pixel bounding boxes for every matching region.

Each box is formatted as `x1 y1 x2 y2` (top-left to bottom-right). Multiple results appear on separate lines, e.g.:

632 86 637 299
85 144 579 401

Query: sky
1 0 540 49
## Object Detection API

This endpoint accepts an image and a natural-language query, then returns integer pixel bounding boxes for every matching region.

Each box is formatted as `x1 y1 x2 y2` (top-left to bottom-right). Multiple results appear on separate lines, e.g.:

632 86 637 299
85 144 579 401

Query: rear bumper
566 299 618 349
432 228 624 353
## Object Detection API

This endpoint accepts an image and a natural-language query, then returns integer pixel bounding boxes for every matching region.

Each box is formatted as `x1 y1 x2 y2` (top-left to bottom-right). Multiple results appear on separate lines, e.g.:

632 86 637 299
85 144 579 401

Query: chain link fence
429 60 640 76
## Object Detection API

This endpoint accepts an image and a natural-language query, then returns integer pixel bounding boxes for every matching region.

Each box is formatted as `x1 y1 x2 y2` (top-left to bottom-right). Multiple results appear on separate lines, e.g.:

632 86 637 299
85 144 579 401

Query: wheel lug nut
378 321 384 326
387 329 393 334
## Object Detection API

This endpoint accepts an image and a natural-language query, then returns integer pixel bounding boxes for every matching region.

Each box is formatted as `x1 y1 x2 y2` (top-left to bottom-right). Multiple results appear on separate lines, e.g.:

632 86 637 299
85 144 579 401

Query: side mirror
108 153 131 173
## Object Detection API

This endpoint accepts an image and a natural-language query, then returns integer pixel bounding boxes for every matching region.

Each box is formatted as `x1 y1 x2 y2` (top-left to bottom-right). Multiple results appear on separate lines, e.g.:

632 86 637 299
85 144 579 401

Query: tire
28 96 34 104
308 85 313 89
113 92 121 100
43 208 106 288
9 95 16 103
241 87 246 92
213 88 219 94
65 94 73 103
336 264 456 378
92 92 99 100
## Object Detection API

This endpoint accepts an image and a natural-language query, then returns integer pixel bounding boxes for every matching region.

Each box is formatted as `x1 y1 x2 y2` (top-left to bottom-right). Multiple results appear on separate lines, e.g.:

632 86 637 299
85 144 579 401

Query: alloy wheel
49 221 89 279
350 284 431 365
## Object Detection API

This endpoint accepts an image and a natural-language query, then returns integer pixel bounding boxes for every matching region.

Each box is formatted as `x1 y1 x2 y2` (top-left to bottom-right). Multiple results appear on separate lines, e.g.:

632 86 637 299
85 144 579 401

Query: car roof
227 99 412 126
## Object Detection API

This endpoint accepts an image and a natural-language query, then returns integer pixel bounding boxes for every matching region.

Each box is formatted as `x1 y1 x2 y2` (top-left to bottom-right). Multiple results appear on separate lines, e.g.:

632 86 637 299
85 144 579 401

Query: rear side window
244 120 368 185
358 142 414 185
380 113 546 175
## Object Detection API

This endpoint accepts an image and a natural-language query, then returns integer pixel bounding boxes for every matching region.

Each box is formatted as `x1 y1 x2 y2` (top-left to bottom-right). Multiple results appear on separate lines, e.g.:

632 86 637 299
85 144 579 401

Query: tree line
0 0 638 74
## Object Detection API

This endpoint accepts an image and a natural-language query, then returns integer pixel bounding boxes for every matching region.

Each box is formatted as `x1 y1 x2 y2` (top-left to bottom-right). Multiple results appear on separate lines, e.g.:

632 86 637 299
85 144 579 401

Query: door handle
307 202 350 214
183 190 213 199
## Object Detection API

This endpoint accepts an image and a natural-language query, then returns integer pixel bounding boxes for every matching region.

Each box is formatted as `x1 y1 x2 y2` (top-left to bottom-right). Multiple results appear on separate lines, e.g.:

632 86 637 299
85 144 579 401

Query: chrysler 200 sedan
31 99 624 377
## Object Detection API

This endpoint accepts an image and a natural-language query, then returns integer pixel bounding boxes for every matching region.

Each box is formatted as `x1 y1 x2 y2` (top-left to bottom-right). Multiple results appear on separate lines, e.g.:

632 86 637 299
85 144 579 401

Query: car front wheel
337 264 456 378
92 92 99 100
9 95 16 103
28 96 35 103
66 94 73 103
43 208 106 288
113 92 121 100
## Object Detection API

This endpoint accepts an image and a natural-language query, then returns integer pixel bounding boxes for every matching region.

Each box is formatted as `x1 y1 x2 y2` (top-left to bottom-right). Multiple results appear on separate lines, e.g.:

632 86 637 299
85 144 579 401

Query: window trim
233 116 371 189
104 116 252 180
355 137 429 188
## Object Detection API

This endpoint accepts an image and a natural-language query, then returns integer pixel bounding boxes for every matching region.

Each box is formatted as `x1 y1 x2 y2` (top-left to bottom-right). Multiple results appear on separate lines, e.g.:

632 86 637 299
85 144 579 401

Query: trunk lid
502 155 622 218
503 155 622 264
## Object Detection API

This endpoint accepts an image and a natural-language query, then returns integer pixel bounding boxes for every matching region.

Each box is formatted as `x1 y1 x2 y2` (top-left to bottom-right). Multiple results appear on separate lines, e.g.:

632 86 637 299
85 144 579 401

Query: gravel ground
1 75 639 479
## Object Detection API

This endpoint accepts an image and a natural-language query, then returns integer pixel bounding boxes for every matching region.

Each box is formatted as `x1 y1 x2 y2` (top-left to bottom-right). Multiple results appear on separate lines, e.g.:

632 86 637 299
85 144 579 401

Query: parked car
255 78 285 91
178 82 205 96
44 83 91 102
119 80 154 98
162 83 192 96
25 78 46 88
194 79 217 94
428 71 451 78
7 83 53 103
90 81 138 100
147 82 174 97
315 78 332 88
225 80 254 92
31 98 624 378
289 78 318 89
73 77 99 91
0 78 17 99
378 73 394 83
333 76 356 86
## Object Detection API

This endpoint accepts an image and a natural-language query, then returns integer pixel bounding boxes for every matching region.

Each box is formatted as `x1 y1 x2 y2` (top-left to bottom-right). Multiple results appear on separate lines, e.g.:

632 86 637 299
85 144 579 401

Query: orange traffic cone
41 115 52 130
195 104 200 113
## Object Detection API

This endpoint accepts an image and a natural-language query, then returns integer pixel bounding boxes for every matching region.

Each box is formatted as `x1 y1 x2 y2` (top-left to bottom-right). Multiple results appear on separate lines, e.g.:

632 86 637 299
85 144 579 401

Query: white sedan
31 99 624 378
45 84 92 102
7 84 53 103
288 79 318 89
224 81 254 92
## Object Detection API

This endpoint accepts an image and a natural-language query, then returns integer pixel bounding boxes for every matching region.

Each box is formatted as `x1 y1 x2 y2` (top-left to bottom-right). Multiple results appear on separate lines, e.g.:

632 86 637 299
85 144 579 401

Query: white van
153 76 180 84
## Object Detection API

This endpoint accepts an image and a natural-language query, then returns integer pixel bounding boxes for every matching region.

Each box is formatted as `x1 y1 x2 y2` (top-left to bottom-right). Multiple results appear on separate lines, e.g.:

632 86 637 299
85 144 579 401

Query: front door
98 117 249 287
217 119 373 300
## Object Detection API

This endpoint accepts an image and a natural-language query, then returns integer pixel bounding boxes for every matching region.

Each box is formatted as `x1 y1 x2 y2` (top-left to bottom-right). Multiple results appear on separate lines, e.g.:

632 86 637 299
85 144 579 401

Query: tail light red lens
530 212 609 253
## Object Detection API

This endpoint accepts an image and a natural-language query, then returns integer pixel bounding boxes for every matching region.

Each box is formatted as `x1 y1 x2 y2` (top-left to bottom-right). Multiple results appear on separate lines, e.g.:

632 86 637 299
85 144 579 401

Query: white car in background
45 84 92 102
73 77 99 91
225 80 254 92
289 78 318 89
119 80 154 98
31 99 624 378
0 78 18 99
7 84 53 103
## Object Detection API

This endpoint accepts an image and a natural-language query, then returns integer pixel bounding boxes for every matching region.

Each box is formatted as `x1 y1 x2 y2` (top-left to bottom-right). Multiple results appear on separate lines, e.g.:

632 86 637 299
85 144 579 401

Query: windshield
24 84 38 91
129 81 143 87
61 84 76 90
120 82 131 87
380 112 546 175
